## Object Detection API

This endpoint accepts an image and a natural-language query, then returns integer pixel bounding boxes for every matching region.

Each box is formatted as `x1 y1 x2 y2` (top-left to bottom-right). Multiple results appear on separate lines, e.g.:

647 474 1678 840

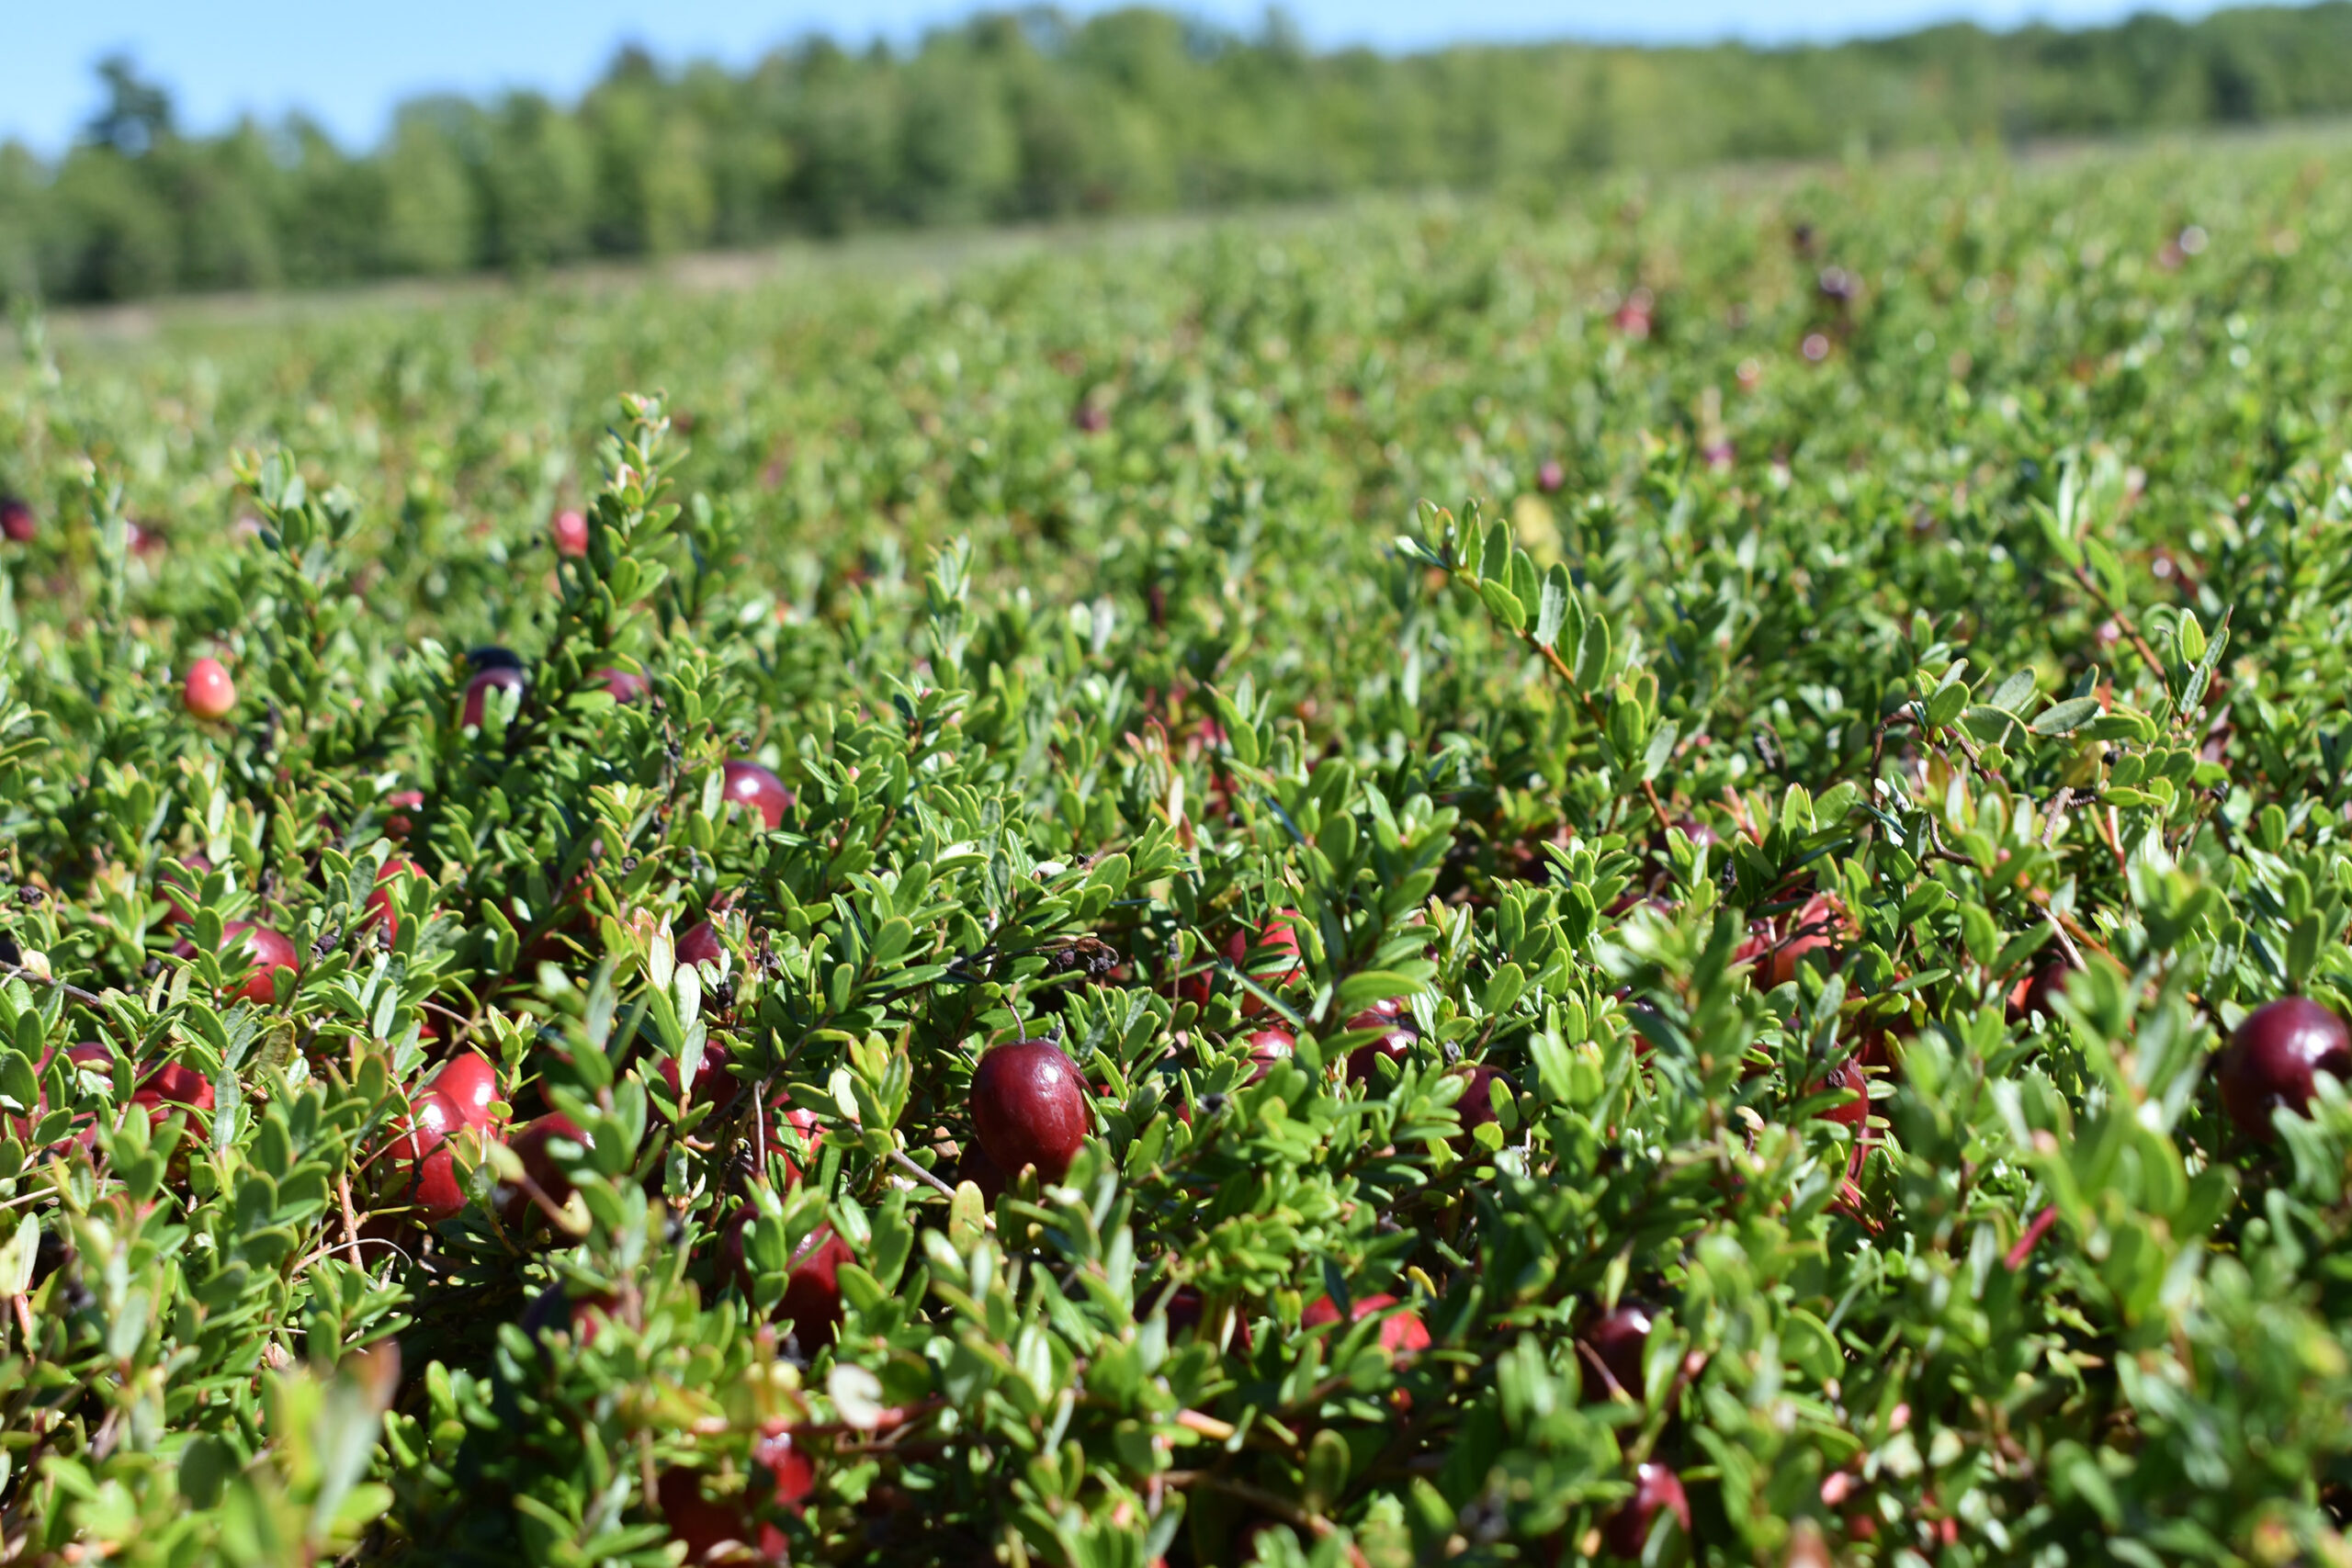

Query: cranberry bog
6 136 2352 1565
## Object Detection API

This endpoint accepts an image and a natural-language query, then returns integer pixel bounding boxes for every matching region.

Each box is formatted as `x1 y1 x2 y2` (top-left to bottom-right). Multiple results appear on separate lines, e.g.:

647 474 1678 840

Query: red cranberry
461 666 526 728
1536 459 1566 493
721 760 792 829
781 1228 854 1346
1813 1058 1869 1130
752 1429 816 1513
1738 893 1846 987
1242 1027 1294 1082
1300 1292 1430 1353
466 645 525 671
431 1053 501 1128
1453 1064 1512 1138
368 859 418 941
659 1038 736 1106
385 790 424 838
131 1060 215 1127
1231 910 1304 1016
1602 1462 1690 1559
1165 1286 1253 1349
969 1040 1090 1183
955 1140 1009 1202
1345 997 1419 1085
502 1111 587 1227
0 497 32 543
657 1469 758 1564
220 921 298 1006
676 919 725 968
2219 996 2352 1139
551 508 589 558
1580 1303 1655 1399
183 657 236 720
2007 960 2072 1022
595 667 650 703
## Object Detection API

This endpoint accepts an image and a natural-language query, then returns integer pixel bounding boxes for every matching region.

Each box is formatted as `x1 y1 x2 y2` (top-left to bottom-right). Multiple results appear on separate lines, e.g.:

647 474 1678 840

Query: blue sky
2 0 2225 154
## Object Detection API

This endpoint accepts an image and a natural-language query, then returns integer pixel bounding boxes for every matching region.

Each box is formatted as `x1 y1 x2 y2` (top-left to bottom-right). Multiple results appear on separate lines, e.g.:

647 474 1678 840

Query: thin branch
0 960 108 1010
889 1146 957 1199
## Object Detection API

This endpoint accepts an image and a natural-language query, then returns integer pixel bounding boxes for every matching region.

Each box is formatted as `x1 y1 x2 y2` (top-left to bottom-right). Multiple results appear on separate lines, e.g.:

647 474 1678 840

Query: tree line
4 3 2350 304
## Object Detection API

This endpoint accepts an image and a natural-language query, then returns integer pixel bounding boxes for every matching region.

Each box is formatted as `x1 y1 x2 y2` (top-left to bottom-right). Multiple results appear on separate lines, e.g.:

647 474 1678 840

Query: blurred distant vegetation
6 2 2352 304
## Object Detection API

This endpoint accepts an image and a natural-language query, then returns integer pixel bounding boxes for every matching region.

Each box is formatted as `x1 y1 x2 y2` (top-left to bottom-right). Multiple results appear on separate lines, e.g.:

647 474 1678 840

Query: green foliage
14 5 2352 301
6 130 2352 1566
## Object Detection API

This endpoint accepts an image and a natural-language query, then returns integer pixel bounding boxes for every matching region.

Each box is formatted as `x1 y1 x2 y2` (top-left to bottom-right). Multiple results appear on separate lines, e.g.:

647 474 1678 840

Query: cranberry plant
5 135 2352 1566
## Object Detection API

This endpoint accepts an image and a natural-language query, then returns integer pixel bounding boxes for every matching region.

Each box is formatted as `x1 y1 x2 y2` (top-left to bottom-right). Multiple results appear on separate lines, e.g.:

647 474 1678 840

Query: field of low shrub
5 133 2352 1565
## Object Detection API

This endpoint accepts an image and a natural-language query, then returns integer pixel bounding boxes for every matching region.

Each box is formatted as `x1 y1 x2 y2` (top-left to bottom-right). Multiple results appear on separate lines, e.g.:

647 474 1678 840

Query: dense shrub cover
4 136 2352 1564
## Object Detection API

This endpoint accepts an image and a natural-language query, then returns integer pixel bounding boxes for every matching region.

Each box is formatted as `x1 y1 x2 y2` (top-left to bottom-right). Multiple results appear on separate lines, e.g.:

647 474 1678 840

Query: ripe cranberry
659 1038 736 1106
1739 893 1846 987
431 1053 501 1128
220 921 299 1006
467 646 526 671
1242 1027 1294 1082
1812 1058 1869 1130
955 1139 1009 1202
461 666 526 728
521 1280 616 1348
182 657 237 720
1602 1462 1690 1559
676 919 725 968
551 508 590 558
384 789 424 838
132 1061 216 1120
0 497 32 543
1453 1064 1512 1137
595 667 650 703
10 1043 116 1149
502 1111 587 1227
1300 1292 1430 1353
752 1428 817 1513
781 1228 854 1346
1074 402 1109 434
2007 960 2071 1022
368 859 418 941
657 1469 759 1564
721 760 792 829
1579 1303 1655 1399
969 1040 1090 1183
2219 996 2352 1139
1231 910 1305 1016
1345 997 1419 1085
1537 459 1566 493
1166 1286 1254 1349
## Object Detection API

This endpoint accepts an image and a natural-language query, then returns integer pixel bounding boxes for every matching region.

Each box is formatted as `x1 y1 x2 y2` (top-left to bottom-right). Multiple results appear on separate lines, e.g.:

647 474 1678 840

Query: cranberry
384 789 424 838
955 1140 1009 1203
1242 1027 1294 1082
1580 1303 1656 1399
1602 1462 1690 1559
502 1111 587 1228
551 508 589 558
752 1428 816 1512
466 646 526 671
2219 996 2352 1139
1537 459 1566 493
0 497 32 543
676 919 725 968
2007 960 2072 1022
657 1469 759 1564
182 657 236 721
1453 1064 1513 1138
1231 910 1305 1016
1345 997 1419 1085
521 1280 616 1348
781 1228 854 1346
431 1053 501 1128
1812 1058 1869 1130
595 667 650 703
721 760 792 829
1165 1286 1254 1349
220 921 298 1006
368 859 418 941
461 666 526 728
1300 1292 1430 1353
969 1040 1090 1183
132 1061 216 1120
659 1038 736 1106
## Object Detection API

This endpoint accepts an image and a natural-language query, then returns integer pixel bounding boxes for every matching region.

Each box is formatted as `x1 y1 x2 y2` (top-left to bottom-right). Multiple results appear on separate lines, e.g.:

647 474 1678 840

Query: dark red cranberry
522 1280 616 1348
368 859 418 941
658 1038 736 1106
721 760 792 829
2007 960 2072 1022
596 667 650 703
383 1055 502 1224
1074 402 1109 433
781 1228 854 1346
461 666 526 728
1300 1292 1430 1353
955 1140 1009 1202
1737 892 1847 988
969 1040 1090 1183
220 921 298 1006
466 646 525 671
657 1469 757 1564
1579 1304 1655 1399
2219 996 2352 1140
1165 1285 1253 1349
0 497 33 543
1812 1058 1869 1130
1453 1064 1512 1137
1242 1027 1294 1082
676 919 725 967
1602 1462 1690 1559
502 1111 587 1227
1345 996 1419 1085
131 1061 215 1129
